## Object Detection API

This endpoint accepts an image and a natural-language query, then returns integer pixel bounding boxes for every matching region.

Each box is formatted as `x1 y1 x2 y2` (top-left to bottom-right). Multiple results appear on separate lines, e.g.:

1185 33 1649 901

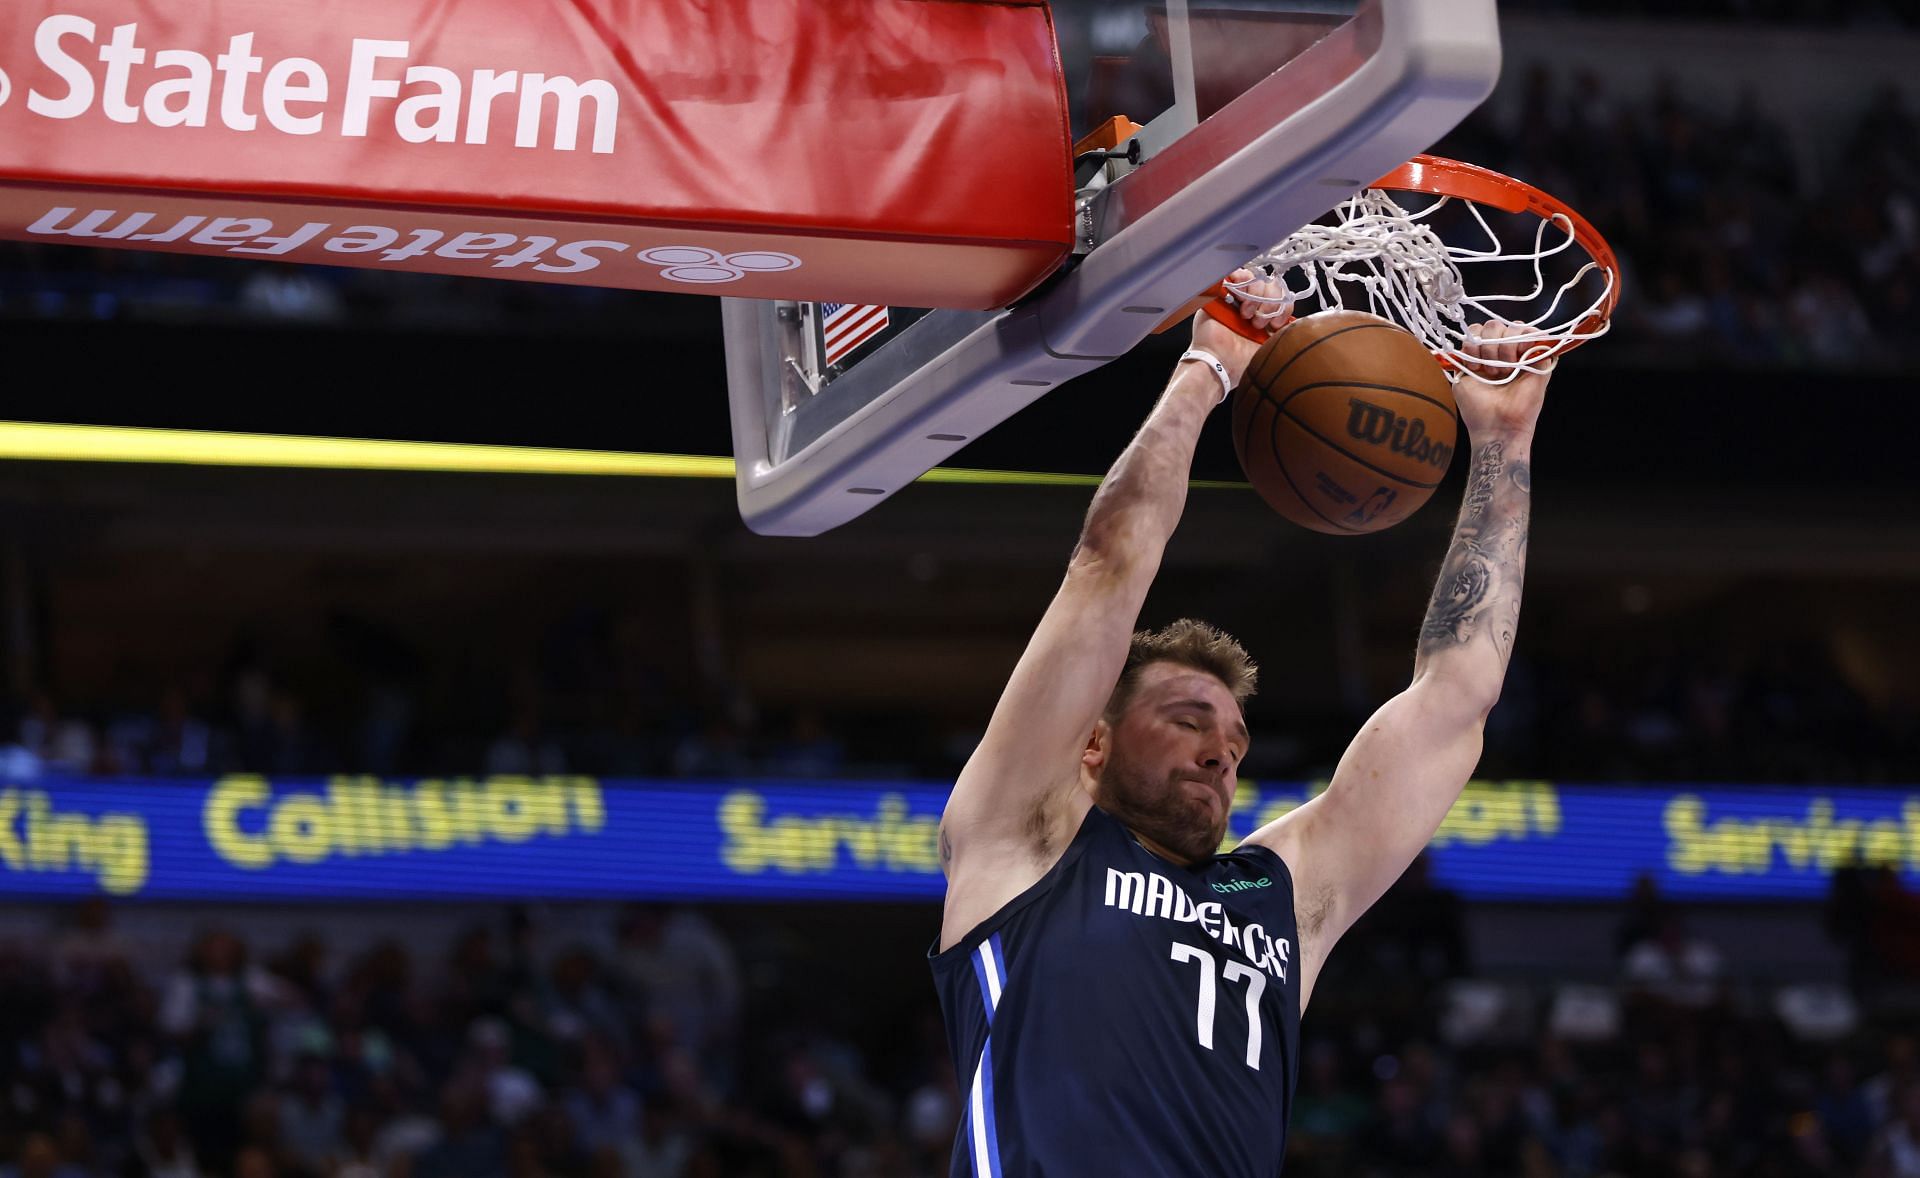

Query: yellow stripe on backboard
0 421 1248 490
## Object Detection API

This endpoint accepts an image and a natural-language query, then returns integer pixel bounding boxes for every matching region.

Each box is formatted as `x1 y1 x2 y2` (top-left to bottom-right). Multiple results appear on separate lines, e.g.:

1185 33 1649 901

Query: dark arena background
3 2 1920 1177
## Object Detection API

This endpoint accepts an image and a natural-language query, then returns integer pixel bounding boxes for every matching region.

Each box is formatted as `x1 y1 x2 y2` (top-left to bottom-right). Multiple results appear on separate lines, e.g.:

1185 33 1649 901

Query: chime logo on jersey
1210 876 1271 894
1103 868 1290 981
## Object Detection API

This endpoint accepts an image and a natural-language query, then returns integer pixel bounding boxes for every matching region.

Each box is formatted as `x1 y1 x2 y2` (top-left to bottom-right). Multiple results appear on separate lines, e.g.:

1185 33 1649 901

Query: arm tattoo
1416 441 1533 677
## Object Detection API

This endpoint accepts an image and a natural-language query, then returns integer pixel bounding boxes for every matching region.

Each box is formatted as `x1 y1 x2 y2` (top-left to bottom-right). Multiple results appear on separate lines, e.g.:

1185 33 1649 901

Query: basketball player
932 270 1550 1176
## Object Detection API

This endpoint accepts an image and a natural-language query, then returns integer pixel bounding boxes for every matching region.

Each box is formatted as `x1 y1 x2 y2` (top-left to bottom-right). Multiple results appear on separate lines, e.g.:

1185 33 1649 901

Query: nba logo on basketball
1346 487 1399 527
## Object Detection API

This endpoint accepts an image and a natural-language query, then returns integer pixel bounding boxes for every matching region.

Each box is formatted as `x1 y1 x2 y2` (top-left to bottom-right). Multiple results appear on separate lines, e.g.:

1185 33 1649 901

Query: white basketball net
1224 188 1615 384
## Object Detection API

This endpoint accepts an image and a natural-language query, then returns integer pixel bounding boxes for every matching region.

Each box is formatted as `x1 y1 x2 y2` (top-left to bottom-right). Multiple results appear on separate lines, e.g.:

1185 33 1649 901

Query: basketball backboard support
723 0 1501 536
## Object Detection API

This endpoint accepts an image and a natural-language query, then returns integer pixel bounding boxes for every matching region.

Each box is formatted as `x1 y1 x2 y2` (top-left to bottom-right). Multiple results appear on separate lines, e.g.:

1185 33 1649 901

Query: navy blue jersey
930 803 1302 1178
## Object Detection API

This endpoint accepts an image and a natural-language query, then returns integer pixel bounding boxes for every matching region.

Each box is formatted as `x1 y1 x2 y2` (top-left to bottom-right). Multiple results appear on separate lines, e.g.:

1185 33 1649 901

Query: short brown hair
1104 618 1258 719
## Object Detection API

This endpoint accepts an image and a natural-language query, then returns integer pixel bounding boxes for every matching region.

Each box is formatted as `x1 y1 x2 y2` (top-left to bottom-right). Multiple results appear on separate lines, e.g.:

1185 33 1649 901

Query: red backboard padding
0 0 1073 308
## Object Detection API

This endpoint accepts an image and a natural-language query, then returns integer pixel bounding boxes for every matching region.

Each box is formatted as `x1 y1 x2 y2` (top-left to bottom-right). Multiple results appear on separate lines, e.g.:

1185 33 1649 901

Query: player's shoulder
936 792 1100 955
1218 838 1294 880
1231 798 1315 878
1203 838 1298 914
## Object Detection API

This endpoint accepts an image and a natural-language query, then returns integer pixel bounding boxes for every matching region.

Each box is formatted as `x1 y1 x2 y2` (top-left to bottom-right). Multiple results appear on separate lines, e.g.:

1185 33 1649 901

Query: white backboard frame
724 0 1501 536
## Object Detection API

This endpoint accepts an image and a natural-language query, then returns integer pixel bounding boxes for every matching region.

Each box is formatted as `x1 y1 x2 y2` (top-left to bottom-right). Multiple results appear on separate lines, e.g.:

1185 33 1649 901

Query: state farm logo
26 206 811 288
17 16 619 153
637 246 800 284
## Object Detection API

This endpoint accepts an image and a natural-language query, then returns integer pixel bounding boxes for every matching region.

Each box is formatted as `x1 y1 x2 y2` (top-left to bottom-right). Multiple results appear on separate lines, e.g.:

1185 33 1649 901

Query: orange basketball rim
1201 153 1623 380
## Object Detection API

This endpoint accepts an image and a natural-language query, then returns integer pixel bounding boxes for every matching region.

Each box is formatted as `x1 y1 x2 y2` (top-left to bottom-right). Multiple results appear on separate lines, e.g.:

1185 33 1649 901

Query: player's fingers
1497 324 1518 368
1458 324 1477 375
1217 268 1252 310
1508 327 1531 369
1251 287 1288 326
1237 281 1284 329
1464 321 1488 360
1462 322 1500 380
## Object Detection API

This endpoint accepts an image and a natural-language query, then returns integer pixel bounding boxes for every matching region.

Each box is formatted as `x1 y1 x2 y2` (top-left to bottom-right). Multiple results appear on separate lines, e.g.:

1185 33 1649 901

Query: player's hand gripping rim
1453 319 1554 441
1187 268 1290 393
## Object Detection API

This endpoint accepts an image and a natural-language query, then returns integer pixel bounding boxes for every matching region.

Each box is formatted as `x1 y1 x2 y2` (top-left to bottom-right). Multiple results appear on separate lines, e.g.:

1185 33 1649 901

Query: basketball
1231 309 1458 535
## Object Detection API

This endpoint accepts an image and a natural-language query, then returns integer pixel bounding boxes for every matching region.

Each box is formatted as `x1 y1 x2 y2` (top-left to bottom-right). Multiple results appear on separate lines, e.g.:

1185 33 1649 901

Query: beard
1098 754 1225 864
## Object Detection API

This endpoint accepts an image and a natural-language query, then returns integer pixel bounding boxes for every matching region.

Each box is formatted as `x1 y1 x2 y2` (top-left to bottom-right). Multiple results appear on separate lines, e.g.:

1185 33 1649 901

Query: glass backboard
724 0 1501 535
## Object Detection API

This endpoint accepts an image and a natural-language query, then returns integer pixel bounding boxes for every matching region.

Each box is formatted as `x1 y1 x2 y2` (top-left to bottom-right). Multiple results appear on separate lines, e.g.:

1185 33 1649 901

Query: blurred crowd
1433 74 1919 369
1476 642 1917 785
0 669 856 786
1275 862 1920 1178
2 898 926 1178
3 615 1913 785
5 865 1920 1178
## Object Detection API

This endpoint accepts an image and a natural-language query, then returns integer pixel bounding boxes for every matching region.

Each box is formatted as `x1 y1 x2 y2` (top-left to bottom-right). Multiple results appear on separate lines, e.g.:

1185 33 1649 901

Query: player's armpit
940 557 1140 858
1238 678 1487 980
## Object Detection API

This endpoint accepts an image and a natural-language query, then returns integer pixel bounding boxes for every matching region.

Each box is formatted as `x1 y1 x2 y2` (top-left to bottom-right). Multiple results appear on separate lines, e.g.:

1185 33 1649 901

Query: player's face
1094 663 1248 863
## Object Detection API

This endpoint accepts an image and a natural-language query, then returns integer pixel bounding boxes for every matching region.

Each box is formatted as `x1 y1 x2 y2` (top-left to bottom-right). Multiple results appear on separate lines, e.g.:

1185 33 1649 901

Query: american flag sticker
819 302 890 367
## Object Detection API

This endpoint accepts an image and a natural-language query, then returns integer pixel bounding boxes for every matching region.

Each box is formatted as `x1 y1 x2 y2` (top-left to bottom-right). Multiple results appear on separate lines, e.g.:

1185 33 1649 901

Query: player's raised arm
1243 322 1547 1002
936 274 1284 940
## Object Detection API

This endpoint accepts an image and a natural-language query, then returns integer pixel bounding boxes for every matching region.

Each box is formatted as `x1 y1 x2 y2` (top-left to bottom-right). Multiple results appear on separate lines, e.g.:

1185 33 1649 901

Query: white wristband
1179 349 1234 405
